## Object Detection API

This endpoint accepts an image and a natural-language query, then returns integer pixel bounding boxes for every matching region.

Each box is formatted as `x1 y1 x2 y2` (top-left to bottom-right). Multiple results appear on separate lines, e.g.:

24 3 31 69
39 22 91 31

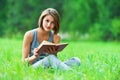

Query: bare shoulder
23 30 33 43
53 33 61 43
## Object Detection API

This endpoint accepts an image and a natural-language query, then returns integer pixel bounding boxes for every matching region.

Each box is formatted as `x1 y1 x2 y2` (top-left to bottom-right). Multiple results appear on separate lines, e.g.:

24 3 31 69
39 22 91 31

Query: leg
64 57 81 67
32 54 71 70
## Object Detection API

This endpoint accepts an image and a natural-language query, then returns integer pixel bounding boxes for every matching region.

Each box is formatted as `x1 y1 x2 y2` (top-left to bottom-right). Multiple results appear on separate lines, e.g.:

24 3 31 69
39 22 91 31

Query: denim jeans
32 54 81 70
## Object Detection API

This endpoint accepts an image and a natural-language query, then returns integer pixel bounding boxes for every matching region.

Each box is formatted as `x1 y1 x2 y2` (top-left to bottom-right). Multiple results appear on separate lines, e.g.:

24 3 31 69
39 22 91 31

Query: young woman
22 8 80 70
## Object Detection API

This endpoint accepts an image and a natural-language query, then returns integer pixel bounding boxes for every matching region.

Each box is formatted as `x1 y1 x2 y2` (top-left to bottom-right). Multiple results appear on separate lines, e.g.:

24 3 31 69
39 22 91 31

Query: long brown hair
38 8 60 34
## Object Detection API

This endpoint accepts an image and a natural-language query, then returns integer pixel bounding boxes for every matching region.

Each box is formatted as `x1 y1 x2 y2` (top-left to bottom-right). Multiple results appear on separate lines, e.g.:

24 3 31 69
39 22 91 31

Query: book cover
37 40 68 54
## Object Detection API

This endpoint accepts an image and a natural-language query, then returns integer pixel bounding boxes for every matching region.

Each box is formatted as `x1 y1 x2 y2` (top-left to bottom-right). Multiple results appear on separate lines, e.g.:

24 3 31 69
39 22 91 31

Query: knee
65 57 81 67
72 57 81 65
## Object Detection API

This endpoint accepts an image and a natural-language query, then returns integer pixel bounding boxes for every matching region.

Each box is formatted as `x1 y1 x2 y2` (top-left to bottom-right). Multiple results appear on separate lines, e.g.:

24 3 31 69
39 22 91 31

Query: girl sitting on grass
22 8 81 70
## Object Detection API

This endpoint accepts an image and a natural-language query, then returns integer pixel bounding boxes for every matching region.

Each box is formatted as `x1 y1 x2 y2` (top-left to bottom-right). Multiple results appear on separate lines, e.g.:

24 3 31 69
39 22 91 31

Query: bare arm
53 33 61 44
46 33 61 54
22 31 38 64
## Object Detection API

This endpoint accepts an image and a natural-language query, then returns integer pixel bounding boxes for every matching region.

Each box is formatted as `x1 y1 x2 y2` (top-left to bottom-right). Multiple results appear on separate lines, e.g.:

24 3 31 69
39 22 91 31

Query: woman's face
42 14 55 32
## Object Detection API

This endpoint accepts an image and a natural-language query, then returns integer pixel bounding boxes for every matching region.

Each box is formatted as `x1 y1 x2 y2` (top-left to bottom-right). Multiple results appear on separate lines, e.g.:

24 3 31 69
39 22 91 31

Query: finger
34 52 39 57
52 47 55 51
43 48 50 53
34 48 39 52
46 47 54 53
48 47 53 53
55 47 58 51
50 47 57 53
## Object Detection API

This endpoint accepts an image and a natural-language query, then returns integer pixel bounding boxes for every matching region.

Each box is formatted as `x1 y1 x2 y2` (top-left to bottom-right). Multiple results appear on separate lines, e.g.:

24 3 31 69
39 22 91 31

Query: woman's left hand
44 47 58 54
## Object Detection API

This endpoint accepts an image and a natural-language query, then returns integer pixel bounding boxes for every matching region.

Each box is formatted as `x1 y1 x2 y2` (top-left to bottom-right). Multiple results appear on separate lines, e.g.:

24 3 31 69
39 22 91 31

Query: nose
47 22 51 27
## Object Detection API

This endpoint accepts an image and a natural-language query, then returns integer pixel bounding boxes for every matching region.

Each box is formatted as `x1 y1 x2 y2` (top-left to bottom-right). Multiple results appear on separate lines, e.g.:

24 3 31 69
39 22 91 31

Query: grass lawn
0 38 120 80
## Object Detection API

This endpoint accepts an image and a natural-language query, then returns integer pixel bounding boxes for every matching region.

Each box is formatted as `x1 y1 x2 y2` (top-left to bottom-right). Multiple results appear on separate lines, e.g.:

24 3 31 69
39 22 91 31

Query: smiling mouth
46 27 50 29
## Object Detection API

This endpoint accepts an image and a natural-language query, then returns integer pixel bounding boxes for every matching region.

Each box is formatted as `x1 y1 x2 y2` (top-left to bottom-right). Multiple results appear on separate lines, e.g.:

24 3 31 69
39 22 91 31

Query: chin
44 29 51 32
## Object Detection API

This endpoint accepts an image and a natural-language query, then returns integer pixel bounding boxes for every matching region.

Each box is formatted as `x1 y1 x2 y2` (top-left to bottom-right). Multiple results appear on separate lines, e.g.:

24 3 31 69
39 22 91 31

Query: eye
46 19 49 22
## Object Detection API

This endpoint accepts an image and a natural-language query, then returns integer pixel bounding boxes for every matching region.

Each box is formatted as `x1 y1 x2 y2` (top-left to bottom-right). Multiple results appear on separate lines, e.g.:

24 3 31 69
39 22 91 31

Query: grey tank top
29 29 53 64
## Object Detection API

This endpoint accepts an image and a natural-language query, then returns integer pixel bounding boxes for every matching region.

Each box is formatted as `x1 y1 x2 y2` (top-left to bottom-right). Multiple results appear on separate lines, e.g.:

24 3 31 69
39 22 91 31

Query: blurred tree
0 0 120 41
110 19 120 40
4 0 64 37
0 0 7 36
61 0 91 33
89 0 112 41
89 0 120 41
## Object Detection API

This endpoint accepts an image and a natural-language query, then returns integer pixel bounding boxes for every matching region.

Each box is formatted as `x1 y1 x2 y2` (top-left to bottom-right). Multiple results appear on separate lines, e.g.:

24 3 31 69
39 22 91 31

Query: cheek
52 25 55 29
42 21 46 27
51 24 55 29
52 23 55 28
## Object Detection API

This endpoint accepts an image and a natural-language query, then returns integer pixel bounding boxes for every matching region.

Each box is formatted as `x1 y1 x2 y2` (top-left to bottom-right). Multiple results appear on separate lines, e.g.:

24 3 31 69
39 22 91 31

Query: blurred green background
0 0 120 41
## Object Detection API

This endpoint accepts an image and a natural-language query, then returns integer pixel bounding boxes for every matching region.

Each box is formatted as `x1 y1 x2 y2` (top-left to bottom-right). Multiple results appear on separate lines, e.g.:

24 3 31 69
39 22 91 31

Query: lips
46 27 51 30
44 27 51 31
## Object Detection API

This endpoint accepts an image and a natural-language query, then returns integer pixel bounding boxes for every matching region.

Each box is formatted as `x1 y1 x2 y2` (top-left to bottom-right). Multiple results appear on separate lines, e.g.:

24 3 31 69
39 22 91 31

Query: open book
37 40 68 54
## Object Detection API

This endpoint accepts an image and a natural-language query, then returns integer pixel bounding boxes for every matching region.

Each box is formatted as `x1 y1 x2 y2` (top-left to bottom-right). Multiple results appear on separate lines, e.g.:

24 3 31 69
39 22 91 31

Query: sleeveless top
29 29 53 64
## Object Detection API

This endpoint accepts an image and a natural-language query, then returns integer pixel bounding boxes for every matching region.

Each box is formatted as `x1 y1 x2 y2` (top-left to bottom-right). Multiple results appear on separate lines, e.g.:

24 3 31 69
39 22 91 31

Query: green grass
0 38 120 80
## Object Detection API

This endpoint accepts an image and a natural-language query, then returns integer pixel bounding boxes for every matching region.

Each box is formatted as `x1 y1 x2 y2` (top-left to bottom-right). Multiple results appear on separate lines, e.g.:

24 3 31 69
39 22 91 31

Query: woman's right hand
33 48 39 58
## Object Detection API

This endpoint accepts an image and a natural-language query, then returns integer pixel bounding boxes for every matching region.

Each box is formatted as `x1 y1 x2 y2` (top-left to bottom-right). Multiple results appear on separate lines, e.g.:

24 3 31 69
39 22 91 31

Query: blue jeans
32 54 81 70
